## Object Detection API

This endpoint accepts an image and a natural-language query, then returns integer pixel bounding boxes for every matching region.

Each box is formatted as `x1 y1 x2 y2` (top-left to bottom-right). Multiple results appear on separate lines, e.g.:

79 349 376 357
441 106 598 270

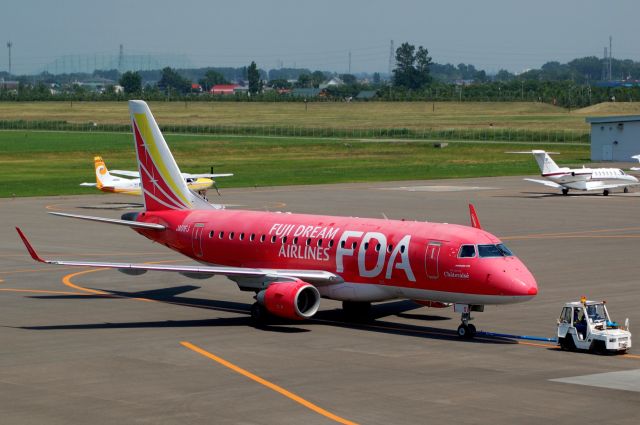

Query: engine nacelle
257 281 321 320
413 300 451 309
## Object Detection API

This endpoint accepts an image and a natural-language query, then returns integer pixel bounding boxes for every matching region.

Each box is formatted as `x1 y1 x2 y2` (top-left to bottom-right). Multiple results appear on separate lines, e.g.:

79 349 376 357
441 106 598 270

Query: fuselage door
192 223 206 258
425 241 441 280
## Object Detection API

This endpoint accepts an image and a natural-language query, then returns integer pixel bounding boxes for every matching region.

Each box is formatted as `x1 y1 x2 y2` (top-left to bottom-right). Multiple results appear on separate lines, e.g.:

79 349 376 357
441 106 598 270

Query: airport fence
0 119 590 144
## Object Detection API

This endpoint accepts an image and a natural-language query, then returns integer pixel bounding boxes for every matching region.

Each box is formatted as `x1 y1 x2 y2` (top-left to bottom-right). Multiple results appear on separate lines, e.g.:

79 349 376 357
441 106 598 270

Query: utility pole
6 41 12 75
348 50 351 74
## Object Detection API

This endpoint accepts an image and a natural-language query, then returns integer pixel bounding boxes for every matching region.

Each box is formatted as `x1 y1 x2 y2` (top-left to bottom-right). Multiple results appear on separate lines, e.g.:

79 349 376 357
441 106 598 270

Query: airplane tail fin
129 100 213 211
531 150 560 174
94 156 112 189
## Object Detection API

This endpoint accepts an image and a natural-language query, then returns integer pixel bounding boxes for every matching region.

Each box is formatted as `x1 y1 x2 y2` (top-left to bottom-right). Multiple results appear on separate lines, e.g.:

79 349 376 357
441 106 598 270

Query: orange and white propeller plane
17 101 538 338
80 155 232 196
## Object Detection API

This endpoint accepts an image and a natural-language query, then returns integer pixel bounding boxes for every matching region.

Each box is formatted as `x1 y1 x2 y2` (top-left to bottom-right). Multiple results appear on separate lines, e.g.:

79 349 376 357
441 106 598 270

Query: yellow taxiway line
181 341 359 425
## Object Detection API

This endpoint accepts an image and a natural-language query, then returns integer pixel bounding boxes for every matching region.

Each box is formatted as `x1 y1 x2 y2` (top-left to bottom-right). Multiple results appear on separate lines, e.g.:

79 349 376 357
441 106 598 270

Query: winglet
15 227 46 263
469 204 482 229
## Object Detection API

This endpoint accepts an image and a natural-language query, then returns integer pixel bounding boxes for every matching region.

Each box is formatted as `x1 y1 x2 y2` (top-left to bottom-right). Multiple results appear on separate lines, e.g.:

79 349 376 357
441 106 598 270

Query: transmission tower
118 44 124 72
602 47 607 80
388 40 394 75
6 41 12 75
608 36 612 81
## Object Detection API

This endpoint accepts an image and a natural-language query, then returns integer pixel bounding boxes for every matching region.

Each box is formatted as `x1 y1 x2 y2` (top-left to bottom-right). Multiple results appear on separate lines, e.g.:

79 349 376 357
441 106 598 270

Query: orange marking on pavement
181 341 359 425
0 288 83 295
62 269 109 295
622 353 640 360
516 341 558 349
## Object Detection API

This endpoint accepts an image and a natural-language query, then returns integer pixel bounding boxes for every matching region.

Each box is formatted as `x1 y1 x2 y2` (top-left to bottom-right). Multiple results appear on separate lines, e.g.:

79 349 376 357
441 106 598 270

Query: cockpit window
478 244 514 258
458 244 476 258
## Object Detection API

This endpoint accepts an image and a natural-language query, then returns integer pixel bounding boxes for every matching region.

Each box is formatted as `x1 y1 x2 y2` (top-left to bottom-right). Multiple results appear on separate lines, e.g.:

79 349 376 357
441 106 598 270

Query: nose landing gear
457 312 477 339
455 304 484 339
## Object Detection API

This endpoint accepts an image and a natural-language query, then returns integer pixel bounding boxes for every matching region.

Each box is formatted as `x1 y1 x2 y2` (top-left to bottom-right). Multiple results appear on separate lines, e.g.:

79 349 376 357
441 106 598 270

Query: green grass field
0 130 590 198
1 100 638 131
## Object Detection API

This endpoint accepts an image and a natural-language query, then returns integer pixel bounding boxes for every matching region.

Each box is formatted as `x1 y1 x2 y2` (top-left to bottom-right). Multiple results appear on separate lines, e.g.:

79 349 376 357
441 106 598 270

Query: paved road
1 177 639 424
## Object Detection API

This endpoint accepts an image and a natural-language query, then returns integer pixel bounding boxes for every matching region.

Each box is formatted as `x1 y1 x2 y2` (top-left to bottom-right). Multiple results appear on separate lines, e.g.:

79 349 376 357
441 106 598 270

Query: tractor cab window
478 244 514 258
586 304 607 322
559 307 571 324
458 244 476 258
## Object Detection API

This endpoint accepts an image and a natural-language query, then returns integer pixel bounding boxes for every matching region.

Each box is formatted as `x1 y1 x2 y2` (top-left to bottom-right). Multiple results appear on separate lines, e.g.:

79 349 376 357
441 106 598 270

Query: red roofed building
210 84 240 95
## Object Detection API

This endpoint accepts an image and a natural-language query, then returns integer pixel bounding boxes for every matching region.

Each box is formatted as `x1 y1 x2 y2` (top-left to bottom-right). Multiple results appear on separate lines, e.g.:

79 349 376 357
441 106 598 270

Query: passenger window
306 238 311 246
219 231 224 239
250 233 255 241
271 235 276 243
282 236 287 244
458 245 476 258
209 230 214 238
293 237 298 244
239 233 245 241
260 234 265 242
329 240 334 248
364 242 369 250
318 239 323 247
387 244 393 253
229 232 235 240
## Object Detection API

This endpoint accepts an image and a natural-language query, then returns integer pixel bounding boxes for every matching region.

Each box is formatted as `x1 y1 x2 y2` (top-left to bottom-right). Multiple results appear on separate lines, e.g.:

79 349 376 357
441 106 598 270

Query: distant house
191 83 203 93
0 80 19 90
210 84 240 95
319 77 344 89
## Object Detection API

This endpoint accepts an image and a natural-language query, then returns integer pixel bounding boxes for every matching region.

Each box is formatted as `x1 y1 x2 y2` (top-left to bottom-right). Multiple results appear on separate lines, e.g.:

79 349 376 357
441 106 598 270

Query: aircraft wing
182 173 234 179
523 178 563 189
16 228 342 286
110 170 140 178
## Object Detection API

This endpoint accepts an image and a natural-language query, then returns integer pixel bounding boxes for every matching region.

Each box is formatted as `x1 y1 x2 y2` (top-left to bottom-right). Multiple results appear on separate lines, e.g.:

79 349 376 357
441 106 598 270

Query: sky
1 0 639 75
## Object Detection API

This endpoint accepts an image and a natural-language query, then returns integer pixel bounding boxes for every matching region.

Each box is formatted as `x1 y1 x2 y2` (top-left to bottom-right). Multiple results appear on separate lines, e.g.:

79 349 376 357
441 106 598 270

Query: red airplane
17 100 538 338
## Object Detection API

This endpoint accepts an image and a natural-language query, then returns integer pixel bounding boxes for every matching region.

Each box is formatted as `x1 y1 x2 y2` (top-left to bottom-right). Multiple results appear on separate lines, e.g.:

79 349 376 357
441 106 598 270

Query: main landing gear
603 189 610 196
561 188 569 196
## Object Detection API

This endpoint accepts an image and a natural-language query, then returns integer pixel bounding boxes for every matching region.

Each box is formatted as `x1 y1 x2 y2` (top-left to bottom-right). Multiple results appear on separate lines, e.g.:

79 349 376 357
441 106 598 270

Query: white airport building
587 115 640 161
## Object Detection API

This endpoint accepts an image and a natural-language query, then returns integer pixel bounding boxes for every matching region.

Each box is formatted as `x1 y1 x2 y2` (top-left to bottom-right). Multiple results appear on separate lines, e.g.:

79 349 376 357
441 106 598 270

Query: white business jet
514 150 638 196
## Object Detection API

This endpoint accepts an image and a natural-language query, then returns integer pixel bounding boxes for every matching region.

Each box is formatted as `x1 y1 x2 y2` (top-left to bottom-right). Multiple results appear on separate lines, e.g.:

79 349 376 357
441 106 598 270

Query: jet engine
256 281 321 320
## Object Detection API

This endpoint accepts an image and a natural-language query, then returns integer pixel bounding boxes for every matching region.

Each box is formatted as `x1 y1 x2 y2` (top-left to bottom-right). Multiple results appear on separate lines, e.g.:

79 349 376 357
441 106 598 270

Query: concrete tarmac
1 176 640 425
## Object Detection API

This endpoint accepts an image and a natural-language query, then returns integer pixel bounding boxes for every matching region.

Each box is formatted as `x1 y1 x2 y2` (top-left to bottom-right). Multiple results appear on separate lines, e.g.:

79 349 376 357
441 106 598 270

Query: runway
2 176 639 424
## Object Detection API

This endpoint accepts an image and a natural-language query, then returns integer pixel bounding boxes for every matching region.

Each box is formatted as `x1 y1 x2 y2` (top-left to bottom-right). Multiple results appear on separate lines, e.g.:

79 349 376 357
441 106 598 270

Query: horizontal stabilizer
79 182 97 187
184 173 234 178
109 170 140 178
523 178 563 189
49 212 165 230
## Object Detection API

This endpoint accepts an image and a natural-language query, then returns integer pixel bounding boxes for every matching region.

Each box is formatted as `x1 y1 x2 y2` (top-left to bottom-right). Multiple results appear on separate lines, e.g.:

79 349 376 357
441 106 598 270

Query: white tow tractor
557 297 631 354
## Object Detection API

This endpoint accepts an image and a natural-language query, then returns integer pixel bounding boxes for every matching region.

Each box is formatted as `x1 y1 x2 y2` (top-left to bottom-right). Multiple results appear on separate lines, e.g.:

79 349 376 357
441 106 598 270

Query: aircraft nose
489 258 538 298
